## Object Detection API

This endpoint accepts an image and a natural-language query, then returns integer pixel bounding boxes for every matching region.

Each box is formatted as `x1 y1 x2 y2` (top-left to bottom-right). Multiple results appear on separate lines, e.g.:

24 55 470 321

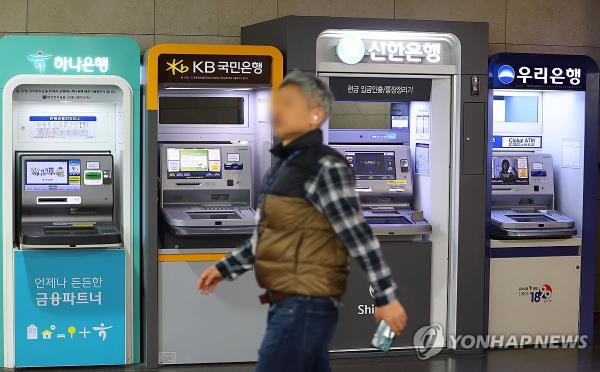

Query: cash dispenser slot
44 223 96 232
506 214 555 223
18 153 121 249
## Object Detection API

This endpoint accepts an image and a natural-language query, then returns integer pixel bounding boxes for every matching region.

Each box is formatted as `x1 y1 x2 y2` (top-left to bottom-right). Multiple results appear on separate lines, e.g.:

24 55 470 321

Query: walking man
198 71 408 372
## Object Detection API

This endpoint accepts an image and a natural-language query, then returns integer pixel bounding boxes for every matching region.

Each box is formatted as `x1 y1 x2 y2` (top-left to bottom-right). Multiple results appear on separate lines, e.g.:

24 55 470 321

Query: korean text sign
14 249 125 367
329 76 432 102
493 63 586 90
158 54 272 85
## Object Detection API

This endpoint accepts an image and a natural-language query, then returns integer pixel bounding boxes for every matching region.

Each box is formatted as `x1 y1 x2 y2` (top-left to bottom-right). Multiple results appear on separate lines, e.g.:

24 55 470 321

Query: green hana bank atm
0 35 140 367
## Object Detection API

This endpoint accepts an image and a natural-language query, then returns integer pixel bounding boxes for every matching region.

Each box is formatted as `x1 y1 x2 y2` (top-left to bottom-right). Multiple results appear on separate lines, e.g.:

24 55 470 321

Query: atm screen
492 156 529 185
25 160 81 192
345 151 396 180
166 148 222 179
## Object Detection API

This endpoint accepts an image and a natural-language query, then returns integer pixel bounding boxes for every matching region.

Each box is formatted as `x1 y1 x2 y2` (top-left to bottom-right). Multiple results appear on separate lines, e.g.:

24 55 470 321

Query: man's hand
374 300 408 335
197 265 223 295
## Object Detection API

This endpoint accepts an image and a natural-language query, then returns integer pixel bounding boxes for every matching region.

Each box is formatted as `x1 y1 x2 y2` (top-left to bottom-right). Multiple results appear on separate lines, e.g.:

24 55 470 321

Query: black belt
259 290 294 305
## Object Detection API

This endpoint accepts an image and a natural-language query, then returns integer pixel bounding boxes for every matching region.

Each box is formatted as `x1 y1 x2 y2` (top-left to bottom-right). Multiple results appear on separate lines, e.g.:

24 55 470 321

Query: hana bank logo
28 50 53 73
497 64 516 84
166 58 190 75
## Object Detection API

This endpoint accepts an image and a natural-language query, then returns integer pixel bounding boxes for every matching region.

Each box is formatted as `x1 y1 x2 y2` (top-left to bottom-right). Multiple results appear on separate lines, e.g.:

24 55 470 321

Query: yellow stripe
158 253 228 262
145 44 284 110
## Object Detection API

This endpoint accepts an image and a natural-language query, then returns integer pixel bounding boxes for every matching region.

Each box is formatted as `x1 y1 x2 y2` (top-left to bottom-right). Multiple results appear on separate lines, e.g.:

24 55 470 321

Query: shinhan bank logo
28 51 53 73
497 65 515 84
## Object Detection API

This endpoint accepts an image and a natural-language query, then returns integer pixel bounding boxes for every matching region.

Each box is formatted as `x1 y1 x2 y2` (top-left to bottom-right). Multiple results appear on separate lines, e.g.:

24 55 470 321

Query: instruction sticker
387 180 408 185
27 115 98 140
562 140 581 169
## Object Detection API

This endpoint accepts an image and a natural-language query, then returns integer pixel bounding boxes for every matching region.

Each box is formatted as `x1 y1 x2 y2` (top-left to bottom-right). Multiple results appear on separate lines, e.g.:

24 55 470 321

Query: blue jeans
256 295 339 372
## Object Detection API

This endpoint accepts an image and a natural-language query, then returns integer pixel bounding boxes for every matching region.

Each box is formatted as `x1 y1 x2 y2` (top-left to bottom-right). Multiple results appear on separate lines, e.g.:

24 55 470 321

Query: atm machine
243 16 490 353
142 44 283 366
487 53 598 344
332 145 431 236
159 144 256 248
18 153 121 248
0 35 140 367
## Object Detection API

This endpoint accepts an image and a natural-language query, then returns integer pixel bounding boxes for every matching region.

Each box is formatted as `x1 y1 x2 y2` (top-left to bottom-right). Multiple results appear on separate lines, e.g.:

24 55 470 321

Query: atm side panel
456 99 487 339
158 252 266 364
488 254 581 339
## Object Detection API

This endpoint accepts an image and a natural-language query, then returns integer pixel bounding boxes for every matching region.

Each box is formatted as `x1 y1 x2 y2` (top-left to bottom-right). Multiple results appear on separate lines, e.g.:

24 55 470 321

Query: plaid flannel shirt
215 154 399 307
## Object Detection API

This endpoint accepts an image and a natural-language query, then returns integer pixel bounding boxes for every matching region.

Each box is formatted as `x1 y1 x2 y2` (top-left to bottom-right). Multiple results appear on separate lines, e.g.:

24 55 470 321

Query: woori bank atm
0 36 141 367
142 44 282 366
243 16 490 353
487 53 598 344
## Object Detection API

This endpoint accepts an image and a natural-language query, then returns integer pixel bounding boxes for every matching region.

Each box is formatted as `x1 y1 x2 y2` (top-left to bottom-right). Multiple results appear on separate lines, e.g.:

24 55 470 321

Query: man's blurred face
272 84 322 142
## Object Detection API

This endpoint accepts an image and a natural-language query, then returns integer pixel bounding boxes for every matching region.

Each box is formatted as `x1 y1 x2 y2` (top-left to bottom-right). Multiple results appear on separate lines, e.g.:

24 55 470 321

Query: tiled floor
13 346 600 372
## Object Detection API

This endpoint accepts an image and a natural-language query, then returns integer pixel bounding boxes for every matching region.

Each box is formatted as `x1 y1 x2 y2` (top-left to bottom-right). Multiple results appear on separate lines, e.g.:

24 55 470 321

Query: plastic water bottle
371 320 395 352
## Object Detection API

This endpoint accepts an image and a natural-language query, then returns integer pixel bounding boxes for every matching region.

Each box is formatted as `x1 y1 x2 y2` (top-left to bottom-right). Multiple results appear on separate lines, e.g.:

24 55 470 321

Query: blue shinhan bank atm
487 53 598 345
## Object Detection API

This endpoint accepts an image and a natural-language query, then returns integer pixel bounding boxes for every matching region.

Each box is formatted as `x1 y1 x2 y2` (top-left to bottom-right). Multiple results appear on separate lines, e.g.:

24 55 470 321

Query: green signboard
0 35 141 366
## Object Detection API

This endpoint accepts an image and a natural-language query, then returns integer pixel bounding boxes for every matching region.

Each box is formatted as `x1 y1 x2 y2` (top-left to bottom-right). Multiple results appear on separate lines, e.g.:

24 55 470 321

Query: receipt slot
0 36 141 367
142 44 283 366
243 16 489 353
487 53 598 344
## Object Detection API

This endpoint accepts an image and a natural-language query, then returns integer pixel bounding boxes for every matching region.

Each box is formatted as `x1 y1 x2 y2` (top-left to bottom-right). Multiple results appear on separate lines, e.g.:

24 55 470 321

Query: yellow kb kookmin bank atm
0 35 141 367
142 44 283 366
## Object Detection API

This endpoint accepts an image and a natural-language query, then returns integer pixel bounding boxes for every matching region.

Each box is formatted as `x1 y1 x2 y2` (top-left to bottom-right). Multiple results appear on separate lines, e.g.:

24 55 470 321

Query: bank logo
532 283 553 303
369 285 375 299
413 324 445 360
28 51 53 73
497 65 516 84
336 36 366 65
166 58 190 75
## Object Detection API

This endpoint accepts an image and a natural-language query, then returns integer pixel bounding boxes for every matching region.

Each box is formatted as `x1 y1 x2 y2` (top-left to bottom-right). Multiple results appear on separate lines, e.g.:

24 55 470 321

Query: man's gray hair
280 70 334 119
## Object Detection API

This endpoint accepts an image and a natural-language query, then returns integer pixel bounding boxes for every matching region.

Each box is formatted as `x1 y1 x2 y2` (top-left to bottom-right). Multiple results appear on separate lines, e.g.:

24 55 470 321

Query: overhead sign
330 32 457 66
492 63 585 90
329 76 432 102
158 54 272 85
28 50 110 74
493 136 543 149
14 250 125 367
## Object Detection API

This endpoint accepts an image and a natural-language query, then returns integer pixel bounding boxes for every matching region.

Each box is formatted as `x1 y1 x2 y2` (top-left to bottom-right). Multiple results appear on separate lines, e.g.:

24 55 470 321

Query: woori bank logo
497 65 516 84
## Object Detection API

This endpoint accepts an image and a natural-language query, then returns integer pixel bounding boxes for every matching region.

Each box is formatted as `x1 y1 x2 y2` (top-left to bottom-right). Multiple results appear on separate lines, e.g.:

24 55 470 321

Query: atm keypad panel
162 145 252 190
335 145 413 197
491 153 554 196
20 154 114 210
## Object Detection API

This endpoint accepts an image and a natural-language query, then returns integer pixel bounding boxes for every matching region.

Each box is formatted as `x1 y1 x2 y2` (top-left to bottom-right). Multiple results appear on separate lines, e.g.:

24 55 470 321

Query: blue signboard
14 249 125 367
492 135 543 149
490 53 587 91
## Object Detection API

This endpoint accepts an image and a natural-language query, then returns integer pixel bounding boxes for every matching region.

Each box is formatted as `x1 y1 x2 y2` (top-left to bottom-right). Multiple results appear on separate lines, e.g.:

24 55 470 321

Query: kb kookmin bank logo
497 64 516 84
